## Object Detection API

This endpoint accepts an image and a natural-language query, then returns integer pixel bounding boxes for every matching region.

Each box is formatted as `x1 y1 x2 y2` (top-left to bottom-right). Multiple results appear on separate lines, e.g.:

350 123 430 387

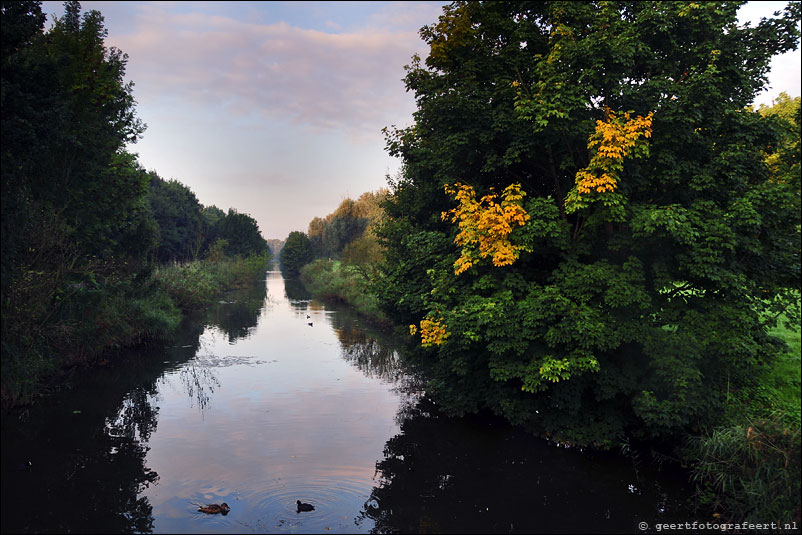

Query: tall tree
1 0 153 400
217 208 268 258
280 231 314 278
147 173 204 263
379 1 801 446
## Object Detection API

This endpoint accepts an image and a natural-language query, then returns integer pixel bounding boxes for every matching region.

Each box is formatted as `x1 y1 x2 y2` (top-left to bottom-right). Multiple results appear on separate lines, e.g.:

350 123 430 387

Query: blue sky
41 1 801 240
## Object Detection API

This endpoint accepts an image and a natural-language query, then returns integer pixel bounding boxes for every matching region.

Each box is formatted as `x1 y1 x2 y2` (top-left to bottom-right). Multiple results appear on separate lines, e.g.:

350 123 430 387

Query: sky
40 1 801 241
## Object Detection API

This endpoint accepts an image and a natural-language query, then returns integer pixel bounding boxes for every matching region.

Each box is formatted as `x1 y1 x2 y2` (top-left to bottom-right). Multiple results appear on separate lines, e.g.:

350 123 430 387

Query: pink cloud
108 4 430 141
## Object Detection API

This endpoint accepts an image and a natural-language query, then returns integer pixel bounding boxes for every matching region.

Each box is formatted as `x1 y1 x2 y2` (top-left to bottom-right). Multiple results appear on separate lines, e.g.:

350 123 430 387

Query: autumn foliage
565 108 653 214
441 182 530 275
379 0 800 454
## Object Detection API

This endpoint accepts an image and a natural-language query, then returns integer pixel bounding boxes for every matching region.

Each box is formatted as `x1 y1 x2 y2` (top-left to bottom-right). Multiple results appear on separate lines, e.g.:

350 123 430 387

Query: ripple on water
234 473 375 533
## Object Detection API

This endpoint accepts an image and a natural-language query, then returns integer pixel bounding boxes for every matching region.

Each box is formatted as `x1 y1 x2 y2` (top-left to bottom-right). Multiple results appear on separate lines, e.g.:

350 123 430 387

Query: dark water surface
2 271 692 533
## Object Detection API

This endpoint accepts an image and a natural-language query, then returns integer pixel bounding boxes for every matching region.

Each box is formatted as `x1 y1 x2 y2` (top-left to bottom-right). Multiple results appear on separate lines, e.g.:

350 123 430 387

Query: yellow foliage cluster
442 182 530 275
418 316 450 347
566 108 653 212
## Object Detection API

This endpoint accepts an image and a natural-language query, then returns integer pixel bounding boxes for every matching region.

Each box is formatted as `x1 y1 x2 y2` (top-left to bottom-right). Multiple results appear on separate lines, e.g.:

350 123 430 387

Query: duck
307 322 313 327
296 500 315 512
198 503 230 515
14 460 32 471
306 314 311 319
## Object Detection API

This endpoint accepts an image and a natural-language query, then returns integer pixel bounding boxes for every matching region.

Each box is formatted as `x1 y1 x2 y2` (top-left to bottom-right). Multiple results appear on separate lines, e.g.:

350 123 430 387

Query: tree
217 208 268 258
200 204 226 252
323 199 370 257
342 233 383 280
379 1 801 447
1 0 154 401
280 231 314 278
306 190 388 260
147 173 204 263
307 216 328 257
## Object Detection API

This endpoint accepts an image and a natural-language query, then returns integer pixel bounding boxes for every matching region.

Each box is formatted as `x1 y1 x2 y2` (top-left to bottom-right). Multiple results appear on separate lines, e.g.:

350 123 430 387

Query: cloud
107 3 431 141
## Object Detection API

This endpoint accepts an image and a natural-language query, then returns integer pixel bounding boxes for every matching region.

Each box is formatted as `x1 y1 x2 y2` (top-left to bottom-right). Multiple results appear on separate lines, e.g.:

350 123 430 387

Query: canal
1 271 692 533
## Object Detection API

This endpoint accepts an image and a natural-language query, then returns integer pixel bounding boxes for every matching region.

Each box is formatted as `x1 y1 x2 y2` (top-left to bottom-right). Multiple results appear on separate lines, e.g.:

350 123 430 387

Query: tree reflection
283 277 311 302
358 397 691 534
204 283 267 343
330 310 426 396
0 345 178 533
176 363 220 414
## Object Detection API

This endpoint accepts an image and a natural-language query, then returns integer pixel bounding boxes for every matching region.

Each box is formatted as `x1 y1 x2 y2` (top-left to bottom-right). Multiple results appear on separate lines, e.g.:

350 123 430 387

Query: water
1 271 692 533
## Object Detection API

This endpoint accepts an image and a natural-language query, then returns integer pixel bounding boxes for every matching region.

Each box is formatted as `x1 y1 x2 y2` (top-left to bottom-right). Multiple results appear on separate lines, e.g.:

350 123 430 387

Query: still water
2 271 692 533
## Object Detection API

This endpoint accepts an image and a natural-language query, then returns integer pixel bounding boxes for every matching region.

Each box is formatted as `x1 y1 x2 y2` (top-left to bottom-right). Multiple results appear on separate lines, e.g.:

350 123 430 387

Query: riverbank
299 258 801 524
1 254 270 409
685 308 801 524
299 259 389 326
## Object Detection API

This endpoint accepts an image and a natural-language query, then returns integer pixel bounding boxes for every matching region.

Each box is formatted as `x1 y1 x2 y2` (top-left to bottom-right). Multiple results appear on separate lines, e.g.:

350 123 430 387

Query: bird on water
296 500 315 512
198 503 230 515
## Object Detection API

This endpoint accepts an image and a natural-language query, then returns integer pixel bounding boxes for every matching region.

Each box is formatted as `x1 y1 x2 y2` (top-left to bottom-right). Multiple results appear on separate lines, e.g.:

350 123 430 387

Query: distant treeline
1 1 269 405
279 190 386 278
147 173 267 263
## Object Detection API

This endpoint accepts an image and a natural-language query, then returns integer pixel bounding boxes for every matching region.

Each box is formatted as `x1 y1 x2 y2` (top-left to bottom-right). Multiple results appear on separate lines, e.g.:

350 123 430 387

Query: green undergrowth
1 254 269 408
299 259 388 325
153 253 269 311
686 303 801 525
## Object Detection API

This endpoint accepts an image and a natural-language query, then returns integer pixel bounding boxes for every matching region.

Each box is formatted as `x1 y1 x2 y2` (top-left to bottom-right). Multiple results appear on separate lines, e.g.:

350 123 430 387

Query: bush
154 253 269 311
688 418 801 524
300 259 387 323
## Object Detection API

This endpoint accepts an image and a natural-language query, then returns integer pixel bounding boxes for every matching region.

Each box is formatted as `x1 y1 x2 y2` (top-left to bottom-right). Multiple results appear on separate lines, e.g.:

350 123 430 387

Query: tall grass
299 259 388 324
1 253 269 408
153 253 269 311
688 419 800 524
687 303 801 524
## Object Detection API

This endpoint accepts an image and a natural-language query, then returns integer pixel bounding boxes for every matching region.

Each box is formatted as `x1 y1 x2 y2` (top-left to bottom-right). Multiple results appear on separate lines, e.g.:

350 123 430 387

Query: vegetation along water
2 1 801 533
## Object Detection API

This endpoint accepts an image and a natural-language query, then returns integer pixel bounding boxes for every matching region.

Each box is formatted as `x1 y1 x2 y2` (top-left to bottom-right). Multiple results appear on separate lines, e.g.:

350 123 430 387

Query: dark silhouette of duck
306 314 311 319
198 503 230 515
307 322 313 327
296 500 315 512
14 460 32 471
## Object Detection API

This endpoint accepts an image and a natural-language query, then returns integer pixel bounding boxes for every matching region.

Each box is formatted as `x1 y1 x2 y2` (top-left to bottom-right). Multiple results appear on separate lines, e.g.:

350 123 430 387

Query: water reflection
205 282 268 343
283 277 311 302
331 310 410 384
1 348 171 533
358 397 691 534
1 310 211 533
1 273 693 534
175 363 221 414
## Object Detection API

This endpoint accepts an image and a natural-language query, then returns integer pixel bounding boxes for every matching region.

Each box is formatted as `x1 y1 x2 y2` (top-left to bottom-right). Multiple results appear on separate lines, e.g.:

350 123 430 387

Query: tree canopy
217 208 268 258
378 0 801 447
1 1 271 403
280 231 315 278
306 190 388 259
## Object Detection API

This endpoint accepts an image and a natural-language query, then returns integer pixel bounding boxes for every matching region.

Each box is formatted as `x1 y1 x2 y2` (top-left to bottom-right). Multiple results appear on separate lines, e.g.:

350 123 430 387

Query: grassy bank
153 253 269 311
1 253 270 408
300 259 801 523
686 305 801 524
299 259 388 325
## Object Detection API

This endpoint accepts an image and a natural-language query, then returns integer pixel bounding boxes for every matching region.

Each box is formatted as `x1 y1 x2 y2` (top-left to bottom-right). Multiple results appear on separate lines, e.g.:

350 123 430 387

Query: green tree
1 0 156 402
147 173 204 263
342 234 383 280
200 204 226 252
280 231 314 278
323 199 370 257
379 1 801 447
217 208 268 258
759 92 801 188
307 216 328 257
